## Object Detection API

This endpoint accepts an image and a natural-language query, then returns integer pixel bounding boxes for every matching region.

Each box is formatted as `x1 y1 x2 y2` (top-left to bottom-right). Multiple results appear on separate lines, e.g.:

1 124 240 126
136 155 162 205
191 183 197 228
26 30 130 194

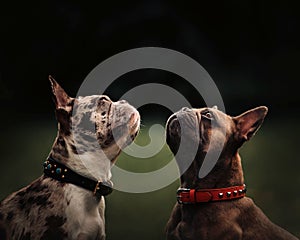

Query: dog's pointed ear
49 75 73 109
233 106 268 142
49 76 75 134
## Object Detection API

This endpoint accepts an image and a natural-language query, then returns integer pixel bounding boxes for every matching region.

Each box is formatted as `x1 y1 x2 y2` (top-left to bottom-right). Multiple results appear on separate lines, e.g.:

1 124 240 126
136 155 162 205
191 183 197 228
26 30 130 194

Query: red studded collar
176 184 246 204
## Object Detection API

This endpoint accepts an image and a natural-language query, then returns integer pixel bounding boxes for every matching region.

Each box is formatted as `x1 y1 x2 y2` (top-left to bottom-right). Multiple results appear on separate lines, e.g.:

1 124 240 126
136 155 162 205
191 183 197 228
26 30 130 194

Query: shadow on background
0 1 299 239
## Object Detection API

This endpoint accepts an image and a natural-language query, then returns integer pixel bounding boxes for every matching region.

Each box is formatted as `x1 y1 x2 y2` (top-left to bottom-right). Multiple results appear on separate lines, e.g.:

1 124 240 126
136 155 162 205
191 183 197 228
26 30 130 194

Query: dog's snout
166 115 181 150
99 96 111 102
167 115 177 128
119 100 128 104
129 111 139 124
167 116 180 136
181 107 192 112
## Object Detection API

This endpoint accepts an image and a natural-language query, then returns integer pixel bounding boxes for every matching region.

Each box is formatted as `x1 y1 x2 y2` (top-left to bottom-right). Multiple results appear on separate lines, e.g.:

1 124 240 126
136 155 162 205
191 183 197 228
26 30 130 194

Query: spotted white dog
0 76 140 240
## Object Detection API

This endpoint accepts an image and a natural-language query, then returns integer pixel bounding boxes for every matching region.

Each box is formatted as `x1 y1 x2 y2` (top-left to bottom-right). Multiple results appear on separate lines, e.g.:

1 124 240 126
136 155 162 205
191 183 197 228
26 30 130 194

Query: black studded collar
43 156 113 197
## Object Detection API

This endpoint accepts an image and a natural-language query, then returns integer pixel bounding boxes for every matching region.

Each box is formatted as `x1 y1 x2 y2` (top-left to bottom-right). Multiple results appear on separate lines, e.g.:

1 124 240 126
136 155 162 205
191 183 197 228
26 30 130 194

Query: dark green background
1 1 299 239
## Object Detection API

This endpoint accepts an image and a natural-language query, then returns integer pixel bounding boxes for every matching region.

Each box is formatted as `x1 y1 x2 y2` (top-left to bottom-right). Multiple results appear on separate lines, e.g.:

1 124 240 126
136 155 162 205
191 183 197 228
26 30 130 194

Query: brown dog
166 106 298 240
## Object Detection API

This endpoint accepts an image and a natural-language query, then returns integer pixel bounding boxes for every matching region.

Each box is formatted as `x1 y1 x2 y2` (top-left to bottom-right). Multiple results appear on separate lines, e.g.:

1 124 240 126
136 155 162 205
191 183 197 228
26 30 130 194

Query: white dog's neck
49 132 113 182
67 149 112 182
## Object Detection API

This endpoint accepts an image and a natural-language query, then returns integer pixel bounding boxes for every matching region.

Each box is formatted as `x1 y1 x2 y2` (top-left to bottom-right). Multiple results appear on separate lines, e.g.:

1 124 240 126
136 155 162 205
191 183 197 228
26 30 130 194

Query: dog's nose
119 100 128 104
99 96 111 101
181 107 191 112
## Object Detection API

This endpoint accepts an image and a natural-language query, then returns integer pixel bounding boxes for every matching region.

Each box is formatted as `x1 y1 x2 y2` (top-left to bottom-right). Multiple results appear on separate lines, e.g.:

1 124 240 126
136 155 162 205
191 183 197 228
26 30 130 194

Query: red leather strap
189 189 196 202
177 184 246 204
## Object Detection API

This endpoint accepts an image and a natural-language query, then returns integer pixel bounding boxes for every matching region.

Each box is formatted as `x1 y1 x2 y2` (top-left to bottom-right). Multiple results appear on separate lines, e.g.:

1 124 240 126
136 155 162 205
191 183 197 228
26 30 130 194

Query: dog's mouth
128 110 140 140
101 102 140 148
167 107 199 138
166 114 180 138
166 108 202 154
167 107 220 158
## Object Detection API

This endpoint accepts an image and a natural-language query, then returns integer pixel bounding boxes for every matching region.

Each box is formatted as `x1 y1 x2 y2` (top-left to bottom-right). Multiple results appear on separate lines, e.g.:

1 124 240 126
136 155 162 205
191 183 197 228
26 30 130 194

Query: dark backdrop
1 1 299 239
1 1 299 116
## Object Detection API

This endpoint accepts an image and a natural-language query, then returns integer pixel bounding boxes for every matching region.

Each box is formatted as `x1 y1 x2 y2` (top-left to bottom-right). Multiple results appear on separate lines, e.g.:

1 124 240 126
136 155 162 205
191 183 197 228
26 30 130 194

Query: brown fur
166 106 298 240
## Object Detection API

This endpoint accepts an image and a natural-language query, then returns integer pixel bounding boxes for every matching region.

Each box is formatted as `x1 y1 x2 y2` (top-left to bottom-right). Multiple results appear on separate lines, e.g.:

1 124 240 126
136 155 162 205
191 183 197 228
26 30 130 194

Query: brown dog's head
166 106 268 185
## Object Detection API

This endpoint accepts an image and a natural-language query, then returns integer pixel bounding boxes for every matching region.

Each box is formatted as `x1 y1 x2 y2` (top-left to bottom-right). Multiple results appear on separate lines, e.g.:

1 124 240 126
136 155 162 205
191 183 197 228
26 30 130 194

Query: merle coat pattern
0 77 140 240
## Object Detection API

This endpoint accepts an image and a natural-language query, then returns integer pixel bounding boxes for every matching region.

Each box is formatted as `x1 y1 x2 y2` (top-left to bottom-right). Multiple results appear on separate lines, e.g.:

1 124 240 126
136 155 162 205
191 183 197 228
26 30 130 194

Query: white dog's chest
63 185 106 239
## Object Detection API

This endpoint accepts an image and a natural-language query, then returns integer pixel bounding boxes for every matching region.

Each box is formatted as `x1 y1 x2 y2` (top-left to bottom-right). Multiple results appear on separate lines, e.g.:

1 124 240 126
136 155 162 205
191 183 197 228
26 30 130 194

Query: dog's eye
201 111 214 120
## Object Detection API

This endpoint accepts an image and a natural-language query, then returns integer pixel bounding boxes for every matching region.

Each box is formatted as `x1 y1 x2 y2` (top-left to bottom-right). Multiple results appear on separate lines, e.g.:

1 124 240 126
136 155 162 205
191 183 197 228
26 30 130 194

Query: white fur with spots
0 77 140 240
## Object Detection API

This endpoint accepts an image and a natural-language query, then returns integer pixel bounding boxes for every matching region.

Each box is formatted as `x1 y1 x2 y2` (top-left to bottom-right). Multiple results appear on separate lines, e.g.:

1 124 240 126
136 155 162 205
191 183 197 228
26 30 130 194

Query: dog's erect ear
49 76 74 134
49 75 72 110
233 106 268 141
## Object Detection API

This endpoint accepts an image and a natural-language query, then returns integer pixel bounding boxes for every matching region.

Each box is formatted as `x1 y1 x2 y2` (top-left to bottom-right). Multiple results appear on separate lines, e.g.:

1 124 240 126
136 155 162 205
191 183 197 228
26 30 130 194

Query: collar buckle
93 181 101 195
44 157 113 197
93 181 113 196
177 188 191 204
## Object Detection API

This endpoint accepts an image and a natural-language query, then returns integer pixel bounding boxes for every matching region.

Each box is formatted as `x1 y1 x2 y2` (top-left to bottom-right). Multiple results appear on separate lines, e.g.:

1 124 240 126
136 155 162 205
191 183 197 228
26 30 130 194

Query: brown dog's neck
180 151 244 190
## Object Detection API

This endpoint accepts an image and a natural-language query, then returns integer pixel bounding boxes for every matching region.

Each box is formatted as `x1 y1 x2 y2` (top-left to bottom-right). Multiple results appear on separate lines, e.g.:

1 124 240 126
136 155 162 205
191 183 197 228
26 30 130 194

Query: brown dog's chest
167 197 298 240
167 200 243 239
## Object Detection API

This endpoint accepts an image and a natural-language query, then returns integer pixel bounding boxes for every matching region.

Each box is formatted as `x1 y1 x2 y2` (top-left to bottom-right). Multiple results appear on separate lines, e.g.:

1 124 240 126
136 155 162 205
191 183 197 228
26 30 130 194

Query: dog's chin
129 111 140 138
109 110 140 150
167 117 181 137
167 109 199 140
125 110 140 145
166 116 181 154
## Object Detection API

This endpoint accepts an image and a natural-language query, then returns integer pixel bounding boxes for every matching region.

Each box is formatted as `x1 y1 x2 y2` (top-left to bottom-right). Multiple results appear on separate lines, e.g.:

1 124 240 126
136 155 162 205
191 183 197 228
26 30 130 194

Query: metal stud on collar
93 181 113 196
94 181 101 195
177 185 246 204
43 160 67 178
43 157 113 197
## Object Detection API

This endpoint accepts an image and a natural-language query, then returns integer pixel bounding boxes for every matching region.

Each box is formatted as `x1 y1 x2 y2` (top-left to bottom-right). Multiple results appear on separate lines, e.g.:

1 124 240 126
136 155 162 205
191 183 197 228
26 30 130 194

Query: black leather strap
43 156 113 197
